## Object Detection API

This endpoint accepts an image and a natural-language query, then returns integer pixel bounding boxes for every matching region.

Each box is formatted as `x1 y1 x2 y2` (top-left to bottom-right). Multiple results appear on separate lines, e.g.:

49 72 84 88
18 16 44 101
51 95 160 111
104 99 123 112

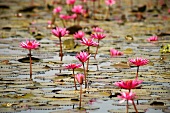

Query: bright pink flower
147 36 158 42
75 73 84 85
105 0 116 6
110 49 123 57
52 27 69 38
72 5 84 14
80 37 99 47
91 33 106 40
129 57 149 66
168 9 170 14
59 14 71 20
117 91 136 103
74 31 85 39
70 13 77 19
66 0 76 5
20 40 40 50
53 6 62 14
114 79 143 89
65 63 82 69
92 27 104 33
76 51 91 63
81 0 87 2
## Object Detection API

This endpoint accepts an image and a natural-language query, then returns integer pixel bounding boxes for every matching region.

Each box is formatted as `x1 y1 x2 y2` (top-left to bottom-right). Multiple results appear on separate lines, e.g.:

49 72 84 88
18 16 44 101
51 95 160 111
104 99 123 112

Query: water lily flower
52 27 69 61
65 63 82 90
80 37 99 47
118 91 138 113
114 79 143 90
91 33 106 59
76 51 91 63
53 6 62 14
73 31 85 39
20 40 40 50
59 14 71 20
110 48 123 57
147 35 158 42
20 40 40 80
72 5 84 14
76 51 91 88
92 27 104 33
129 57 149 67
66 0 76 5
129 57 149 79
105 0 116 6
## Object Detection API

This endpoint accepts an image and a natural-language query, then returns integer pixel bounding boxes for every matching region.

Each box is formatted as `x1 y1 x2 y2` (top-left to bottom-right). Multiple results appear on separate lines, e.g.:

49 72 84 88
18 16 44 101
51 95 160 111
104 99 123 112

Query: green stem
29 50 32 81
73 69 77 90
132 100 138 113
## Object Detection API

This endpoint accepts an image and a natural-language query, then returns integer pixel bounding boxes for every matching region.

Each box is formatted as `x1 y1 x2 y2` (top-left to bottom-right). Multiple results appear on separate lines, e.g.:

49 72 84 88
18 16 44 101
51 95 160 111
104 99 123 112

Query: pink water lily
59 14 71 20
20 40 40 50
118 91 136 103
129 57 149 67
105 0 116 6
147 35 158 42
66 0 76 5
80 37 99 47
110 48 123 57
72 5 84 14
74 31 85 39
91 33 106 40
53 6 62 14
76 51 91 63
92 27 104 33
75 73 84 85
114 79 143 90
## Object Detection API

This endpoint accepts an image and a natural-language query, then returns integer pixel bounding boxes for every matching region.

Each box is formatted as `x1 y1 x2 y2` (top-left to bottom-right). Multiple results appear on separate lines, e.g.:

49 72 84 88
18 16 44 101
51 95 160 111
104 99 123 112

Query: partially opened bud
75 74 84 85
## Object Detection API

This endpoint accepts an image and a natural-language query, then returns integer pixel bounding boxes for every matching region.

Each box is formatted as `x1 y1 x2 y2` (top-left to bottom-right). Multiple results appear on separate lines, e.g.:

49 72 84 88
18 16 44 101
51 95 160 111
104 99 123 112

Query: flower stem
132 100 138 113
86 46 90 73
82 63 87 88
59 37 63 61
29 50 32 81
79 84 82 109
136 66 139 79
94 40 99 60
73 69 77 90
126 100 128 113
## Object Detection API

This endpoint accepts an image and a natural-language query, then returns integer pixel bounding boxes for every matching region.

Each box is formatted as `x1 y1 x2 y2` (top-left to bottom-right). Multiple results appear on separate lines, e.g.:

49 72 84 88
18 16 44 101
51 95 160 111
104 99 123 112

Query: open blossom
105 0 116 6
72 5 84 14
75 73 84 85
91 33 106 40
92 27 104 33
80 37 99 47
65 63 82 69
20 40 40 50
59 14 71 20
66 0 76 5
53 6 62 14
129 57 149 66
76 51 91 63
74 31 85 39
52 27 69 38
70 13 77 19
118 91 136 103
110 49 123 57
114 79 143 89
147 36 158 42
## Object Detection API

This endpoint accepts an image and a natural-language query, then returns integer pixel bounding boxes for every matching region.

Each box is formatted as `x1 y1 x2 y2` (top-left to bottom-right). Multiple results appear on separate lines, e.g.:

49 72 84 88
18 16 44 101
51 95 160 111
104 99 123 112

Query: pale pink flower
75 73 84 85
70 13 77 19
105 0 116 6
66 0 76 5
59 14 71 20
74 31 85 39
91 33 106 40
53 6 62 14
72 5 84 14
20 40 40 50
129 57 149 66
110 49 123 57
65 63 82 69
76 51 91 63
92 27 104 33
114 79 143 89
52 27 69 38
118 91 136 103
147 36 158 42
80 37 99 47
